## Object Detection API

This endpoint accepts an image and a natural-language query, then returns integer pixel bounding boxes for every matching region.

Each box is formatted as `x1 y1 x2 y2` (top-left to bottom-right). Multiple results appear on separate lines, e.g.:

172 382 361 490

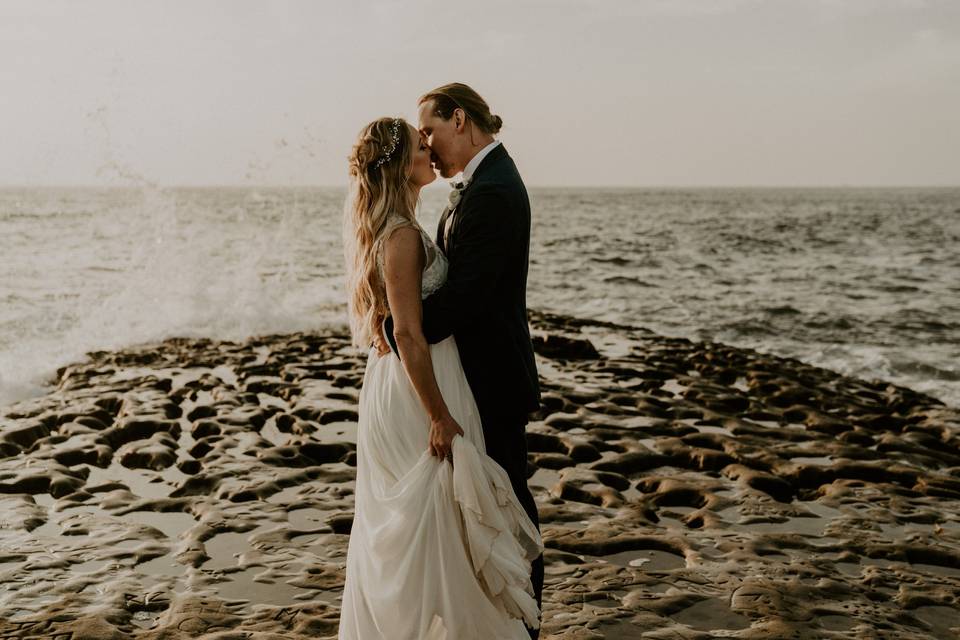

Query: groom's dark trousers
385 144 543 638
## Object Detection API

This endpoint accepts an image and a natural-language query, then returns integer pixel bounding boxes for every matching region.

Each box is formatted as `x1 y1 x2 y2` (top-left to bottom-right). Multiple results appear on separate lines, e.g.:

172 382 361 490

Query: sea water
1 186 957 407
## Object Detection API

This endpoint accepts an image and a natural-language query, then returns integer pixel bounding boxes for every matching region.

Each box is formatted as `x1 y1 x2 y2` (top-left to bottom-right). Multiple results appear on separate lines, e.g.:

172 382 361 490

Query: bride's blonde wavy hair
343 117 418 349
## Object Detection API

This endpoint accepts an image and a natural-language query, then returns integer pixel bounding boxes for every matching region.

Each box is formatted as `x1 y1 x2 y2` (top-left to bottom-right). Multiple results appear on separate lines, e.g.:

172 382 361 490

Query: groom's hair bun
420 83 503 135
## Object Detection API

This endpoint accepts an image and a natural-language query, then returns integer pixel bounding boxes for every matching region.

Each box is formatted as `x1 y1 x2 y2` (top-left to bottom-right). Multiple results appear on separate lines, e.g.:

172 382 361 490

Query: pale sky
1 0 958 187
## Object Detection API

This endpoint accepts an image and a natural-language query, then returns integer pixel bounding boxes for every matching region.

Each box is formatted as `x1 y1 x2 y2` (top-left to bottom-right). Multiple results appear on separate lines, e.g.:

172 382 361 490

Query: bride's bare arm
383 227 464 459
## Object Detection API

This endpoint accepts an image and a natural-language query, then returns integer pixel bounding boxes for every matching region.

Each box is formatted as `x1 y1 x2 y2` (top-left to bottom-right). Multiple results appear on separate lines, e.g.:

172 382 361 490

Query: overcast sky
1 0 958 187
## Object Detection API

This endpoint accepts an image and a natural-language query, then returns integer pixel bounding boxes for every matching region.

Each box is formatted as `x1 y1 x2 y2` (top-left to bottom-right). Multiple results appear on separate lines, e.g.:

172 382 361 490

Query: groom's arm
384 186 515 354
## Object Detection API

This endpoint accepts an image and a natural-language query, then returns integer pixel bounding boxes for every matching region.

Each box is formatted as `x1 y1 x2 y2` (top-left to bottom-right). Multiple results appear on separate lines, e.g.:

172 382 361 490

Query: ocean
1 186 958 408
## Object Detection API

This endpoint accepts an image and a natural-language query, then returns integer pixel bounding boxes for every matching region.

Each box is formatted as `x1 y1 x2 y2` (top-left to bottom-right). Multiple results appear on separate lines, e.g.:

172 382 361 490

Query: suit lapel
440 144 510 257
436 206 451 253
443 180 478 256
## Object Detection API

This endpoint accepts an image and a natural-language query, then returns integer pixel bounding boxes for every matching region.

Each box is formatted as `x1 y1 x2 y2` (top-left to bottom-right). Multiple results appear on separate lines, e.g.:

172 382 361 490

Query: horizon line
2 183 959 190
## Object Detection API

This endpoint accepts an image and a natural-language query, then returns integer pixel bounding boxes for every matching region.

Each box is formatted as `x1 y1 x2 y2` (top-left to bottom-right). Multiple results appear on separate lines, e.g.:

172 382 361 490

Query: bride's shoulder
382 213 418 232
380 215 422 245
378 216 426 264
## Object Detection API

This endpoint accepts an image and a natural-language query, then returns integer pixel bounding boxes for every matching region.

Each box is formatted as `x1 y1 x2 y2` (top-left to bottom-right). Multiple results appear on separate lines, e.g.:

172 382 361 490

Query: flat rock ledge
1 310 959 639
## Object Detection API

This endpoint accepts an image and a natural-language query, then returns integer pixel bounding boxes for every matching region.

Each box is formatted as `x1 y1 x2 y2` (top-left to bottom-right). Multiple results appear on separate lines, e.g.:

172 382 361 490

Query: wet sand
1 311 959 639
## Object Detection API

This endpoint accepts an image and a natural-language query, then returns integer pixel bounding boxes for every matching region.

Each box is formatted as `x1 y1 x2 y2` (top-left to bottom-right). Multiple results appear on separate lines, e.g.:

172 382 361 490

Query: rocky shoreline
1 311 959 639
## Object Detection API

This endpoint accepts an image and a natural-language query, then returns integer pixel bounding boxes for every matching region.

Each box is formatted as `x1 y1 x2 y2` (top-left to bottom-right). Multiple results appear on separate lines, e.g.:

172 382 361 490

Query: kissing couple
338 82 545 639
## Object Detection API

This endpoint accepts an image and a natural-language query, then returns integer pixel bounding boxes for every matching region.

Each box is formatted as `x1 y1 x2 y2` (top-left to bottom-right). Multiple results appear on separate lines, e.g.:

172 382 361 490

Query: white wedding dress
337 217 543 640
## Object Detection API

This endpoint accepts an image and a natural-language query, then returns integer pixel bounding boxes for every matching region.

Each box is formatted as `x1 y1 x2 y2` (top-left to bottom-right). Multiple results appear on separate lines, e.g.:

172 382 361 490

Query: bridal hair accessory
447 178 470 208
373 118 402 169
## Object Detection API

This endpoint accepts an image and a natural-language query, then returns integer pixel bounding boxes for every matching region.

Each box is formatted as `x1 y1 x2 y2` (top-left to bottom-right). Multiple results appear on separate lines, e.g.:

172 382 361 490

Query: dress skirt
337 336 543 640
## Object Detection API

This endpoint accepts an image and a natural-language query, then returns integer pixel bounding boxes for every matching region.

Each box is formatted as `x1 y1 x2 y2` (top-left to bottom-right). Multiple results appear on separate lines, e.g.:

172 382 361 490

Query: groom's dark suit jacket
385 143 541 427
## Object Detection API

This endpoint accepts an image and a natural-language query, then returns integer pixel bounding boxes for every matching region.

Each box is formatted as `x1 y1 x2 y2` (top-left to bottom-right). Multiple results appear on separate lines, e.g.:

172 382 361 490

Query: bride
337 116 543 640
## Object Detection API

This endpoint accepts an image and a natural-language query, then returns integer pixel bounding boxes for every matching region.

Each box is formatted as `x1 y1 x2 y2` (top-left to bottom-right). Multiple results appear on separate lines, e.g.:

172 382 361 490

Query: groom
383 82 544 637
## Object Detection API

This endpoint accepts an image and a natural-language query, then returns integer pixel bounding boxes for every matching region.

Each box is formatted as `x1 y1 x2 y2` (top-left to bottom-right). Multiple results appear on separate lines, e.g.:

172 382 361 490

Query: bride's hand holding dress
381 224 464 461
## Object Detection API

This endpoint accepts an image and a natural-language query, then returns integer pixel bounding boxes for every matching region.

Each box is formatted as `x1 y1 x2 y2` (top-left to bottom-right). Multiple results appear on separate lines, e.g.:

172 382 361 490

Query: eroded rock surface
0 312 958 638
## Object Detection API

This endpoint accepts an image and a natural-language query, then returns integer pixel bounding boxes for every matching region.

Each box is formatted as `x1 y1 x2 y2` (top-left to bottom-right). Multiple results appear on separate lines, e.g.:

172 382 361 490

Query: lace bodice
376 216 448 300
